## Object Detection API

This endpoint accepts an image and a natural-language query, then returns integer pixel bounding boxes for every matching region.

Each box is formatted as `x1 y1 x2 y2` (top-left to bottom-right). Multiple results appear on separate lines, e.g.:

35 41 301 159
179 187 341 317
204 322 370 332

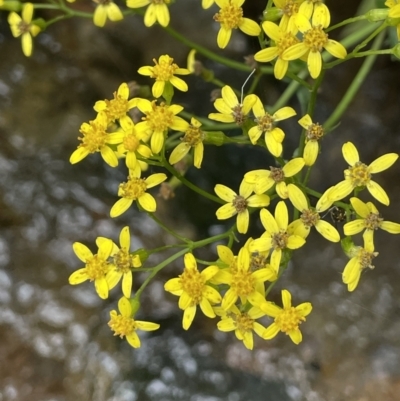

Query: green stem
326 15 367 32
147 213 190 243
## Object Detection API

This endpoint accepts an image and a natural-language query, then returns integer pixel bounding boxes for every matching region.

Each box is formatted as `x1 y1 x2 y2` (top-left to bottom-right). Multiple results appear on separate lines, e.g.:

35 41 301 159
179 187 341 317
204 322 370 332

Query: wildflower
110 170 167 217
94 82 137 125
126 0 170 27
164 253 221 330
272 0 303 32
208 85 257 126
97 226 142 298
69 239 113 299
244 158 305 198
108 297 160 348
287 184 340 242
169 118 205 168
92 0 123 27
262 289 312 344
299 0 330 28
328 142 399 206
215 178 270 234
250 201 306 273
248 97 296 157
298 114 324 166
8 3 41 57
138 55 190 98
282 15 347 79
254 21 300 80
135 99 189 154
216 304 268 350
342 238 379 292
70 111 120 167
213 0 261 49
386 0 400 39
202 0 215 9
344 197 400 248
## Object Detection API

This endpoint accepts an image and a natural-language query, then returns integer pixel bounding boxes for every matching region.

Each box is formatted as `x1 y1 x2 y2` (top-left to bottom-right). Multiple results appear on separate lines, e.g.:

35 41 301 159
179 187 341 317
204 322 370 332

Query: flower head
386 0 400 39
213 0 261 49
298 114 324 166
262 289 312 344
108 297 159 348
164 253 222 330
127 0 170 27
8 3 41 57
272 0 303 32
92 0 123 27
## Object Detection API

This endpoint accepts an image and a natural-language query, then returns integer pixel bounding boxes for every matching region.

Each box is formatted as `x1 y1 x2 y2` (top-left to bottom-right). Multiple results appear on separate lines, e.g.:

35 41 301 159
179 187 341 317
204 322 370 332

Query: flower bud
203 131 226 146
0 1 21 12
262 7 282 22
129 297 141 316
392 43 400 60
365 8 389 22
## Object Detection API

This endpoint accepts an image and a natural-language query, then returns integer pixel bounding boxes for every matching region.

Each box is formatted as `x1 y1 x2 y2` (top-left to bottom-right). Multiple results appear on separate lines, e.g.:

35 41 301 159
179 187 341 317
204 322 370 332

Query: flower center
275 306 305 334
270 166 285 182
346 162 371 187
230 269 255 297
303 25 328 52
359 248 378 270
213 4 243 29
272 231 289 250
118 177 147 200
144 101 175 132
123 133 140 152
113 248 132 274
18 21 31 35
300 209 320 227
180 268 205 305
306 123 324 141
364 213 383 230
78 120 108 153
85 254 110 280
235 312 254 333
108 311 136 338
231 104 246 126
233 195 248 213
256 113 274 132
282 0 300 17
183 125 204 147
102 92 129 122
151 56 179 81
276 33 300 56
250 252 268 271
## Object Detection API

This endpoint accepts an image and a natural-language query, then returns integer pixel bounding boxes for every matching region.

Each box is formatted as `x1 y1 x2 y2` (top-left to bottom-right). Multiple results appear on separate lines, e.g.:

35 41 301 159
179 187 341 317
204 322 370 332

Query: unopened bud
392 43 400 59
262 7 282 22
204 131 226 146
365 8 389 22
0 1 21 12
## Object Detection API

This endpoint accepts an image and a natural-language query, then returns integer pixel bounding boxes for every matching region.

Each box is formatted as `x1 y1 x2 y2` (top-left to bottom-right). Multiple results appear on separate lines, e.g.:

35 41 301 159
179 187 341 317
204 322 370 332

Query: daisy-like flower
69 111 120 167
126 0 170 27
108 297 160 348
344 197 400 248
164 253 222 330
208 85 257 126
138 55 190 98
328 142 399 206
169 118 205 169
216 246 276 311
69 239 113 299
262 289 312 344
282 15 347 79
244 158 305 198
250 201 306 273
8 3 41 57
213 0 261 49
216 304 268 350
342 238 379 292
97 226 142 298
272 0 303 32
386 0 400 39
287 183 340 242
110 170 167 217
135 99 189 154
202 0 215 9
92 0 123 27
94 82 137 126
248 97 296 157
299 0 330 28
254 21 300 80
215 178 270 234
298 114 324 166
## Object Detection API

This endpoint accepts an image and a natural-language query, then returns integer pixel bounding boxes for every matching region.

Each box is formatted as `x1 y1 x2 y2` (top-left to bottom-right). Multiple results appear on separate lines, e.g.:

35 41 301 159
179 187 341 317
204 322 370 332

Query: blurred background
1 0 400 400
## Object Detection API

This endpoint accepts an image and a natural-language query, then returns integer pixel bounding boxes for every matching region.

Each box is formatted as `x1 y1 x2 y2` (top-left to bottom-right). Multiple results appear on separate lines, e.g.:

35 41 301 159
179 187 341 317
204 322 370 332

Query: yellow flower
97 226 142 298
254 21 300 80
216 304 267 350
287 184 340 242
92 0 123 27
8 3 41 57
208 85 257 126
138 55 190 98
69 111 120 167
94 82 137 125
342 238 378 292
282 15 347 79
135 99 189 154
385 0 400 39
298 114 324 166
298 0 330 29
164 253 222 330
215 178 270 234
272 0 303 32
169 118 205 168
108 297 159 348
213 0 261 49
110 170 167 217
202 0 215 9
248 97 296 157
250 201 306 273
262 289 312 344
127 0 170 27
69 239 113 299
344 197 400 248
328 142 399 206
244 158 305 198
